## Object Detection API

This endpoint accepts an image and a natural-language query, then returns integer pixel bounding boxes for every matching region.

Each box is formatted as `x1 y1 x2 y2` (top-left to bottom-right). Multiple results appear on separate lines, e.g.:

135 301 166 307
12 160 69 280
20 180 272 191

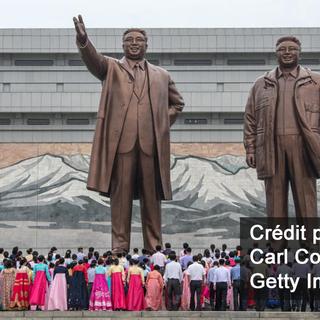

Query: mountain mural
0 152 303 249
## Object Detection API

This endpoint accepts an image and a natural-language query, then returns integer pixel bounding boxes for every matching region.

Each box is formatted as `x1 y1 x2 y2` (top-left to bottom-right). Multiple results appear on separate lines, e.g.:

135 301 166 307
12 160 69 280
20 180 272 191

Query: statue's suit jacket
77 39 184 200
244 65 320 179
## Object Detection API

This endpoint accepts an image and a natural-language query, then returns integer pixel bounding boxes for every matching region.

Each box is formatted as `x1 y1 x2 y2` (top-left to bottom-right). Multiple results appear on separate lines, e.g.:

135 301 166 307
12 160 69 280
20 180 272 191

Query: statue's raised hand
73 14 87 45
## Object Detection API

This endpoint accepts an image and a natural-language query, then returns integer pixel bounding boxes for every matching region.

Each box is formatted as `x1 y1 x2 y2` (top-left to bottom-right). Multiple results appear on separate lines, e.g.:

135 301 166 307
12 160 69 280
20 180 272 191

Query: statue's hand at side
73 14 87 46
246 153 256 168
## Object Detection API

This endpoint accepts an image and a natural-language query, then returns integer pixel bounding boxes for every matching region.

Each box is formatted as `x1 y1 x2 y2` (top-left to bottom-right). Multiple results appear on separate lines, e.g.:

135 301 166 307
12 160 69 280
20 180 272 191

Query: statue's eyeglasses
276 47 300 53
123 37 146 44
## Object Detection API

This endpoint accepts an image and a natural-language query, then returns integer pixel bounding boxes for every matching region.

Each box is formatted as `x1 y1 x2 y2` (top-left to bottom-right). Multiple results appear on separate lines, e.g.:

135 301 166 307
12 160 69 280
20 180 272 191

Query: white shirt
77 252 85 261
151 251 166 267
213 266 231 285
164 261 183 282
132 254 139 260
186 262 205 281
88 267 96 283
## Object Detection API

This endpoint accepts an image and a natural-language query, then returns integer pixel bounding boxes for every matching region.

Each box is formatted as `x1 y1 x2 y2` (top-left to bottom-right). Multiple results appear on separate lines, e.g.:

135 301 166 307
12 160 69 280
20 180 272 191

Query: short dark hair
155 245 162 251
276 36 301 48
169 252 176 261
219 258 225 265
123 28 148 42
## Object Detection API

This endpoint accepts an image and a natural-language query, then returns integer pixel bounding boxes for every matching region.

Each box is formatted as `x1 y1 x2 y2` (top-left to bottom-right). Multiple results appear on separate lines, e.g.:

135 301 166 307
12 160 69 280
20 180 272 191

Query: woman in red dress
108 258 126 310
126 259 146 311
10 258 32 310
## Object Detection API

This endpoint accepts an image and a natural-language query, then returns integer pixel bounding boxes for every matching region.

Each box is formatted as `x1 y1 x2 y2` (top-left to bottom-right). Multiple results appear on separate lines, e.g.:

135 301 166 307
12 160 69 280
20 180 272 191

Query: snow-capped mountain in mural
0 153 272 238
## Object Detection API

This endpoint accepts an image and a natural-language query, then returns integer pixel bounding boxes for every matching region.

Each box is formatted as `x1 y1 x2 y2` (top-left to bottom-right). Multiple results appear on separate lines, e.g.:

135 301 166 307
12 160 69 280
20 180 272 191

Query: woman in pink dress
126 259 146 311
108 258 126 310
145 265 164 310
225 259 234 310
47 258 69 311
180 265 191 311
29 255 51 311
89 258 112 311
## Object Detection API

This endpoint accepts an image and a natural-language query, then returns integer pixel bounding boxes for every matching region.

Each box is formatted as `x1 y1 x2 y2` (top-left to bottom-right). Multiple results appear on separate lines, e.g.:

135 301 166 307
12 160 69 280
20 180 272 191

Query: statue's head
275 36 301 69
122 28 148 60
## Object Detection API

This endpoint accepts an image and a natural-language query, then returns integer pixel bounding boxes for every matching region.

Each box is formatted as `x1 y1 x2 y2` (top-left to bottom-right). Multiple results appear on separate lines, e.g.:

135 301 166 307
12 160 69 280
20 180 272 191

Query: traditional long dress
105 265 112 297
108 265 126 310
1 268 16 310
145 270 164 310
225 266 234 310
29 263 51 310
47 265 69 311
10 266 32 310
126 265 146 311
68 264 89 310
89 265 112 311
180 269 190 310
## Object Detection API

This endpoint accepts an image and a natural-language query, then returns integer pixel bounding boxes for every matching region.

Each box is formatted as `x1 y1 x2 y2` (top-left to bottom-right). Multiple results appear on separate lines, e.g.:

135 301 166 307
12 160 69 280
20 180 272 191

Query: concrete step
0 311 320 320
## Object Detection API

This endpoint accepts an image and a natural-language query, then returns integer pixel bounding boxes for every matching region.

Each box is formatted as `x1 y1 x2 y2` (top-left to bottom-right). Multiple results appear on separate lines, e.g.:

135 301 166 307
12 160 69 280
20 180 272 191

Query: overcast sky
1 0 319 28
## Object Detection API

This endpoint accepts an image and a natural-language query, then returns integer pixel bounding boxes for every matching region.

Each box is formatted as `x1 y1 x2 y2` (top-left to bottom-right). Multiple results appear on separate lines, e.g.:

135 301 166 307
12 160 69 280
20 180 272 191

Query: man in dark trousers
213 258 230 311
73 15 184 253
244 36 320 233
163 253 183 311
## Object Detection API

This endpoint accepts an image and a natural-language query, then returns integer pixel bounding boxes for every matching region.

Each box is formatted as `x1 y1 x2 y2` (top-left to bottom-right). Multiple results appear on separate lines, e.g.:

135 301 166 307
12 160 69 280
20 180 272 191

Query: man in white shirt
163 252 183 311
213 258 231 311
151 245 167 274
186 255 205 311
76 247 85 261
131 248 140 260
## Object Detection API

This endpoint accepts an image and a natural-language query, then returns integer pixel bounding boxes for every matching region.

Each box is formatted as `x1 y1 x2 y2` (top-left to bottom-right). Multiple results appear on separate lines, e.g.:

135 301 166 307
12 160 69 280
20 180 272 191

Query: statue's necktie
133 63 143 98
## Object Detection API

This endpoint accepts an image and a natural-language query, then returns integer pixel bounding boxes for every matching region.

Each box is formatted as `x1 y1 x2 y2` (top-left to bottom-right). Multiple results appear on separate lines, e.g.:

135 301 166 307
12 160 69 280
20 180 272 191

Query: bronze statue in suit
73 15 184 253
244 36 320 233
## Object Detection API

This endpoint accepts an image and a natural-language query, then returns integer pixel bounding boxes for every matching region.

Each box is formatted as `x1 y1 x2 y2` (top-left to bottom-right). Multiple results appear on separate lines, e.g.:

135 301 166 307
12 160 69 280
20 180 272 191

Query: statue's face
122 31 147 60
276 40 300 68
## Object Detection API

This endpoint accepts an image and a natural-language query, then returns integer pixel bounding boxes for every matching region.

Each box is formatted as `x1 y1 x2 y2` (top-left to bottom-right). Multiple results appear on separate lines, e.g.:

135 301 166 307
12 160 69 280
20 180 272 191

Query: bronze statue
244 36 320 224
73 15 184 253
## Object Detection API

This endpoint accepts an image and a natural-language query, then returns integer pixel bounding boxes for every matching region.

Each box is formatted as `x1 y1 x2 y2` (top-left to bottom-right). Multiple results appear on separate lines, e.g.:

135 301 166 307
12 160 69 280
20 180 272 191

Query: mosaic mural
0 148 273 251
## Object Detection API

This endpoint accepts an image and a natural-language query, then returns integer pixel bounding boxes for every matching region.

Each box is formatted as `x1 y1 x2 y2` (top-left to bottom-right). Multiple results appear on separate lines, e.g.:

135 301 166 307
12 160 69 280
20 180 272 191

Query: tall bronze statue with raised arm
244 36 320 225
73 15 184 253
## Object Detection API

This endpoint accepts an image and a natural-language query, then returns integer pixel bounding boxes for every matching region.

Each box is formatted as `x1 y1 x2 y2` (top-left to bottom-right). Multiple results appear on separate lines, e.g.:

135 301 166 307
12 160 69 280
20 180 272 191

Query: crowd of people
0 242 318 312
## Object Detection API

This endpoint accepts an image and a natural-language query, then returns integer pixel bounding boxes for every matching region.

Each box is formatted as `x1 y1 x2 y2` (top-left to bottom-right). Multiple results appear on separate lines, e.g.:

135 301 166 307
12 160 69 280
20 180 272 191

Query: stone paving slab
50 311 83 318
260 312 320 318
200 311 259 318
142 311 201 318
82 311 142 318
